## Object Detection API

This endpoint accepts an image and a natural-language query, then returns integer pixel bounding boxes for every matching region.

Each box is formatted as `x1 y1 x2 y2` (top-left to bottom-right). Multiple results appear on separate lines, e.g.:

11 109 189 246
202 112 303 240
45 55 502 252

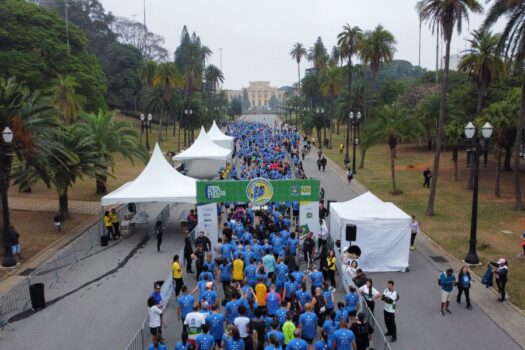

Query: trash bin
100 235 109 247
29 283 45 310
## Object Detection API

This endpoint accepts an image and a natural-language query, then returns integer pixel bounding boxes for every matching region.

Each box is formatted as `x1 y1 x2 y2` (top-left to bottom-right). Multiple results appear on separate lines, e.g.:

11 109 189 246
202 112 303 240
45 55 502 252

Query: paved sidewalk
245 114 524 350
9 197 100 215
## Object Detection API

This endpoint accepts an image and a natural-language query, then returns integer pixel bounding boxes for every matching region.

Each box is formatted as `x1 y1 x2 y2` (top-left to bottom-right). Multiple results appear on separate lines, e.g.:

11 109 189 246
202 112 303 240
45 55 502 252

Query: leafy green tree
458 29 505 113
320 66 345 148
139 61 158 88
204 65 224 94
230 97 243 117
290 43 308 96
417 0 482 216
76 110 148 194
151 62 183 141
0 0 107 112
415 94 440 150
337 24 363 164
51 75 85 125
444 119 465 181
363 104 423 194
483 0 525 209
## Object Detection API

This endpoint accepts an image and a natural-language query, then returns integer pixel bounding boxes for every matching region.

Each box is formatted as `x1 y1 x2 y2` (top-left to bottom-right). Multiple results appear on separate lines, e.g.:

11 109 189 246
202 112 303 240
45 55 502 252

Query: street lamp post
349 111 362 174
1 127 16 267
316 107 324 148
145 113 152 151
139 113 145 141
464 121 493 265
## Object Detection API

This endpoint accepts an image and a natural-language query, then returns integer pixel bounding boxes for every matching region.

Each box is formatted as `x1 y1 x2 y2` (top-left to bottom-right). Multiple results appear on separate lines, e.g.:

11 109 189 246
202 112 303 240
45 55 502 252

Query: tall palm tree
363 104 423 194
77 110 148 194
458 29 505 114
138 60 158 88
337 24 363 165
417 0 483 216
51 75 85 125
290 43 307 96
483 0 525 209
152 62 183 141
204 65 224 95
320 66 345 148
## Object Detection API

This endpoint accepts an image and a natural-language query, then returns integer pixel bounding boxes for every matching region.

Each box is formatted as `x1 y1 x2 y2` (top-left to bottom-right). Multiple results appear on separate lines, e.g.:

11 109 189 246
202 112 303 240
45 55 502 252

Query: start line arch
195 178 320 244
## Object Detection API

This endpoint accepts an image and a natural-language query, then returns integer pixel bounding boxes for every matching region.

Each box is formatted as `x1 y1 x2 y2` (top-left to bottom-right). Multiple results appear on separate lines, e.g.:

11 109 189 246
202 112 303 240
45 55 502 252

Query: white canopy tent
172 126 232 161
101 143 197 206
330 192 411 272
207 120 234 150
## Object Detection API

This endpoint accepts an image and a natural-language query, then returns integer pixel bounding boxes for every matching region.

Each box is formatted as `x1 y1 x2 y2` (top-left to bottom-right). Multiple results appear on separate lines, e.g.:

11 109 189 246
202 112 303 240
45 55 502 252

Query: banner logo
246 178 273 205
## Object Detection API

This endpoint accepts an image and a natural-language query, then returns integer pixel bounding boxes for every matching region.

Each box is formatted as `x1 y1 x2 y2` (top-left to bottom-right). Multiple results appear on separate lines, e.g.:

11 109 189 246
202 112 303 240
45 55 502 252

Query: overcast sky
100 0 499 90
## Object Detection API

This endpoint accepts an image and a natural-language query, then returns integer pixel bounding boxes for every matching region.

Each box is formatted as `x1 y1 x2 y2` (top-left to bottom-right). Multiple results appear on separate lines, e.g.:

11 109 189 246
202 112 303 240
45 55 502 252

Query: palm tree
152 62 183 141
138 60 158 88
337 24 363 165
76 110 148 194
417 0 483 216
483 0 525 209
415 94 440 150
320 66 345 148
363 104 423 194
444 120 465 181
458 29 505 114
290 43 307 96
51 75 86 125
204 65 224 95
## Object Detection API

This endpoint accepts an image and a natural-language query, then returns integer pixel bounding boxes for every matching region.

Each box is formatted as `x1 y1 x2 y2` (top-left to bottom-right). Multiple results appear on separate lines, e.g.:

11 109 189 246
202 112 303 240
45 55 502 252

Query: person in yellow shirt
232 255 244 283
255 277 268 308
326 249 337 288
103 211 114 240
109 208 121 239
172 255 184 297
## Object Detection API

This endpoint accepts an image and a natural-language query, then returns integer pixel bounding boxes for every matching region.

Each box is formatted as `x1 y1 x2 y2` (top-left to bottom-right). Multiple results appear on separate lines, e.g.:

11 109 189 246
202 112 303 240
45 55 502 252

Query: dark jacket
457 271 472 289
352 273 368 288
7 227 19 246
481 265 493 288
183 238 193 259
195 236 211 251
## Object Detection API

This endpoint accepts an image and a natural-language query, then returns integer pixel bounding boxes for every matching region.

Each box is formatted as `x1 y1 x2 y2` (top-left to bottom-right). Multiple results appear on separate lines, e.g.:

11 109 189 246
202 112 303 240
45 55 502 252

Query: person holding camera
382 280 399 343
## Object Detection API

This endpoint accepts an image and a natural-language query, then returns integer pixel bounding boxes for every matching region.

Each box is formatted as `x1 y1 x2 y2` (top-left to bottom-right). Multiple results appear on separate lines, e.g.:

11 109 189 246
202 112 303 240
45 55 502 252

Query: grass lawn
318 128 525 309
0 210 93 278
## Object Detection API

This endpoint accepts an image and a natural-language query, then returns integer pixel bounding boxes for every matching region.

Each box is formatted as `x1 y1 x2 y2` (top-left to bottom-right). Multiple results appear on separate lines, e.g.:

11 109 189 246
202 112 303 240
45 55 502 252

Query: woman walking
155 221 163 252
183 237 194 273
312 287 327 327
326 250 336 288
456 266 472 309
410 215 419 250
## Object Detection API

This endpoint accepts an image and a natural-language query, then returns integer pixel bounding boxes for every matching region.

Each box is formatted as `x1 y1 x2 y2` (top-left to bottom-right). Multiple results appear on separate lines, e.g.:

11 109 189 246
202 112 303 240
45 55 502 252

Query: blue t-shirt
196 334 215 350
287 238 299 255
245 264 258 286
299 312 318 340
272 236 284 255
309 272 324 287
286 338 308 350
295 290 312 308
275 308 288 327
333 329 355 350
284 281 297 298
275 264 289 284
322 290 334 309
291 271 304 284
206 313 225 341
178 294 195 320
225 337 245 350
314 340 332 350
266 291 280 316
225 299 242 323
219 263 232 281
263 254 276 273
202 290 218 305
174 341 190 350
148 343 167 350
322 320 337 341
266 330 285 346
335 309 349 324
344 293 359 312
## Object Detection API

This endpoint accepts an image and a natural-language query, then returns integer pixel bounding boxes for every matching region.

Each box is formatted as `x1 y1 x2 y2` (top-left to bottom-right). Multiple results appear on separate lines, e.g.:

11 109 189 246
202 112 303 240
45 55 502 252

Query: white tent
172 126 232 161
101 143 197 206
330 192 411 272
207 120 234 150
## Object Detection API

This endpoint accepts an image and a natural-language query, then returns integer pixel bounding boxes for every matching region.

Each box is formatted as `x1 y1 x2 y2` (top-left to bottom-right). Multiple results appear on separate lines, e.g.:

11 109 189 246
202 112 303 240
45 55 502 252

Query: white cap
497 258 506 265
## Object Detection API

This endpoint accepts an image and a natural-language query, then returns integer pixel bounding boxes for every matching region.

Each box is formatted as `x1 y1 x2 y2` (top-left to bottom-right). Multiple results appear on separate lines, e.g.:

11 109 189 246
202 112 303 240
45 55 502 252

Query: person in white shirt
233 304 251 339
410 215 420 251
184 303 207 341
147 296 163 344
382 280 399 343
358 278 381 313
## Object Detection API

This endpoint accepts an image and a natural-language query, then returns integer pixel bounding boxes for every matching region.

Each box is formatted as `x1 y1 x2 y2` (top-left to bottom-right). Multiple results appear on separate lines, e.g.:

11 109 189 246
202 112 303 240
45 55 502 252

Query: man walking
172 255 184 297
320 156 327 172
382 280 398 343
423 168 432 188
439 268 456 315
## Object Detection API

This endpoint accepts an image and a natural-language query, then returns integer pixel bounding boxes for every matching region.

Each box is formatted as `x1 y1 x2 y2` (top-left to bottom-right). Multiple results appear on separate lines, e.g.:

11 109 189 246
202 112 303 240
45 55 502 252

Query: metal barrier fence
0 203 170 337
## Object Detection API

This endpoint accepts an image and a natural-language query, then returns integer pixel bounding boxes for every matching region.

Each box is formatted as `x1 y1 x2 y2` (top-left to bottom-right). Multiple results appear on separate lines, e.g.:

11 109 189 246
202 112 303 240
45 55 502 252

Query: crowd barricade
0 203 169 338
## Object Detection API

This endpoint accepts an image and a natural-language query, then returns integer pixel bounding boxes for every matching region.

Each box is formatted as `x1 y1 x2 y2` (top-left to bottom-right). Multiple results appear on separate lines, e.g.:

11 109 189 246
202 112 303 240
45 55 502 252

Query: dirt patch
396 163 431 172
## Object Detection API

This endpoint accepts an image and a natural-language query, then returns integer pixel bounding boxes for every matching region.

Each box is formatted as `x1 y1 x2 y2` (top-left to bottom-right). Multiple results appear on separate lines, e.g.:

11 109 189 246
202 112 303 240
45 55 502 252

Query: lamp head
464 122 475 139
481 122 493 139
2 127 13 144
357 111 362 119
140 114 145 121
349 112 354 120
147 114 152 121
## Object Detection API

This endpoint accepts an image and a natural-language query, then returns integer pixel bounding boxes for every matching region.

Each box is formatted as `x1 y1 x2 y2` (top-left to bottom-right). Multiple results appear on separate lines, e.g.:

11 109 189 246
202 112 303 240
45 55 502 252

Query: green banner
196 178 320 204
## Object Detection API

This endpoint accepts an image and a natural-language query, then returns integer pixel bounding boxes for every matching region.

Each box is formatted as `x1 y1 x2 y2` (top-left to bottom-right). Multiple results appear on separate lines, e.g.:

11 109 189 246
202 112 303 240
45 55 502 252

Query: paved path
9 197 100 215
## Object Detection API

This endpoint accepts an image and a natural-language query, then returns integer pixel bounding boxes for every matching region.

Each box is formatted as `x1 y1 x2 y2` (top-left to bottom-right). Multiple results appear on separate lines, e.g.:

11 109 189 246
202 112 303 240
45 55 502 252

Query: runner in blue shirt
344 287 359 323
314 330 333 350
266 285 281 316
177 286 195 322
225 297 242 324
295 283 312 310
266 320 285 346
206 305 225 347
274 301 289 328
195 324 214 350
245 259 258 287
332 319 356 350
335 302 350 326
219 262 232 291
309 269 324 294
322 312 337 342
272 234 284 256
299 304 318 343
287 233 299 255
274 259 289 291
286 330 308 350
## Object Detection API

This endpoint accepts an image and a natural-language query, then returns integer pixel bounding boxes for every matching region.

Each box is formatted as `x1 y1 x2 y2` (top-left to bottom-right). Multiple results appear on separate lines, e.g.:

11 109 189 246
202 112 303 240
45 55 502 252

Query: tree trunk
95 174 107 195
59 189 70 219
503 146 512 171
513 77 525 209
317 128 322 151
390 146 397 194
177 118 182 151
345 59 353 164
495 147 502 198
158 105 163 142
329 94 334 149
323 126 327 149
336 120 340 135
427 129 432 150
297 62 301 96
359 147 367 169
426 33 451 216
452 147 458 182
476 91 483 115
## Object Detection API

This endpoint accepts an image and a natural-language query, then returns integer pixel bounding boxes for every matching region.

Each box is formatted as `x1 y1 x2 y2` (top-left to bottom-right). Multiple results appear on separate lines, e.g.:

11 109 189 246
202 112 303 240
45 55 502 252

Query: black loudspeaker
346 224 357 241
327 199 336 212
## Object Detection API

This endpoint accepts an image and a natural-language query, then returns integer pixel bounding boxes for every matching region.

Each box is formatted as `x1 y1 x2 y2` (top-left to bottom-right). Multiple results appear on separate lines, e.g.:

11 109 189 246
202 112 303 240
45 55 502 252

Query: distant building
224 81 287 111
